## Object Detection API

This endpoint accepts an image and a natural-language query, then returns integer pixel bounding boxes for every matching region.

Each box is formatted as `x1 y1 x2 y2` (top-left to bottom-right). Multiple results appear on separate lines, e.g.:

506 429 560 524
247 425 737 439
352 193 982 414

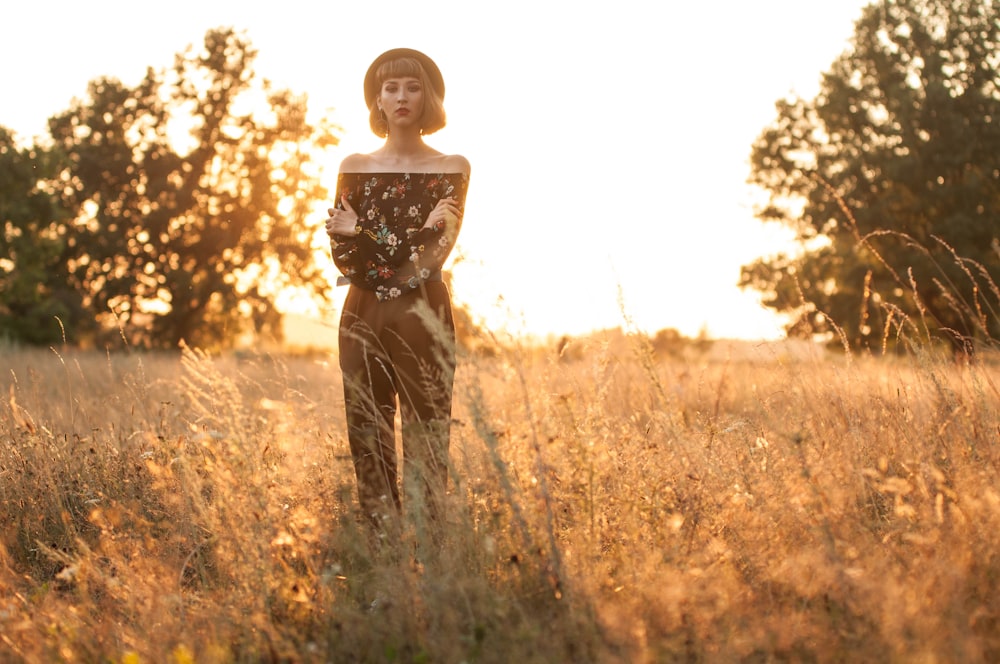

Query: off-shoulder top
329 172 469 301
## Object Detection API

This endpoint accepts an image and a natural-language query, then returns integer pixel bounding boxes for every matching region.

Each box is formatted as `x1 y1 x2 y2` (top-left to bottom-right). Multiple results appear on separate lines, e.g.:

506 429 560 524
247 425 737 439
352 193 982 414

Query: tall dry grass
1 331 999 662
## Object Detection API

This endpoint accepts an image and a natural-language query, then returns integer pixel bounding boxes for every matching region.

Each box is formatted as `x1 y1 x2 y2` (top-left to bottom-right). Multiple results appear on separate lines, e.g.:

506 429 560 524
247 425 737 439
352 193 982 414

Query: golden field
1 334 998 663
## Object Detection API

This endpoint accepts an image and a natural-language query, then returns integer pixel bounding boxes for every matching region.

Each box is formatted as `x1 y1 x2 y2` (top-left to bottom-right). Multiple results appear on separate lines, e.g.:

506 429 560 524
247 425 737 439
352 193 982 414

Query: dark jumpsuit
330 171 469 523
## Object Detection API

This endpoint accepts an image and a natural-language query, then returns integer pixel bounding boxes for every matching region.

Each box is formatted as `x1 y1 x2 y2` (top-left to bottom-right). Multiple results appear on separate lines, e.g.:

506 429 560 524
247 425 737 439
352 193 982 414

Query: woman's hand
325 195 360 237
422 197 462 231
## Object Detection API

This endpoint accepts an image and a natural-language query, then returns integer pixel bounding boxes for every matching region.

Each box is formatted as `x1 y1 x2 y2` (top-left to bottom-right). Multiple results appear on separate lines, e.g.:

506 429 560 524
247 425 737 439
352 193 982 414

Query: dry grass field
1 333 998 663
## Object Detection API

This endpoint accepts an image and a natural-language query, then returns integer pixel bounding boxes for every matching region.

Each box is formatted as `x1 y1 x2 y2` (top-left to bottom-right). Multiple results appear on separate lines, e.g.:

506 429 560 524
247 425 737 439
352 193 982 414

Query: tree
6 27 338 349
0 129 78 344
742 0 1000 353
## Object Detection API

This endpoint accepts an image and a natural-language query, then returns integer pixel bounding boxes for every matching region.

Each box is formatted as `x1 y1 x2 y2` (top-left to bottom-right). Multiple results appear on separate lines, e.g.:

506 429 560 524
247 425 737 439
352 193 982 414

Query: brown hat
364 48 445 109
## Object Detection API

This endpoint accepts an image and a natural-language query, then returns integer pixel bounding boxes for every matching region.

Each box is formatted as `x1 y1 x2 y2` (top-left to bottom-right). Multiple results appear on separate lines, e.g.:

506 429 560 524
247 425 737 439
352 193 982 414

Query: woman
325 48 470 530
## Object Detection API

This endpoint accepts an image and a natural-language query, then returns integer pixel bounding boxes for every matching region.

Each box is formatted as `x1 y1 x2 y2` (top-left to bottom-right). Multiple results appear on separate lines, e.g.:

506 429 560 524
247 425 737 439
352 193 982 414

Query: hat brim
364 48 445 109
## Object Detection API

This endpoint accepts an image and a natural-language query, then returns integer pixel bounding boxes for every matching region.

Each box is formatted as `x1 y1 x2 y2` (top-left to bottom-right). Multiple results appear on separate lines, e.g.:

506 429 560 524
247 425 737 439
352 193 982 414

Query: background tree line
1 28 337 349
742 0 999 354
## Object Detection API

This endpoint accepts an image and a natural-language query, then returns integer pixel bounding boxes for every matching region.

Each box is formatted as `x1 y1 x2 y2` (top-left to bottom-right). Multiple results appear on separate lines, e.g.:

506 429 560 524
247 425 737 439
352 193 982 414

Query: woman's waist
343 278 452 311
336 270 443 288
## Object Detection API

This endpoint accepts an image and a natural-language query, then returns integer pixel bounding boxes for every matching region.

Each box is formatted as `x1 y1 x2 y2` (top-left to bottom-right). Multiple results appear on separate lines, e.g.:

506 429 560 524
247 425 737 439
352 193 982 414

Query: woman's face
379 76 424 130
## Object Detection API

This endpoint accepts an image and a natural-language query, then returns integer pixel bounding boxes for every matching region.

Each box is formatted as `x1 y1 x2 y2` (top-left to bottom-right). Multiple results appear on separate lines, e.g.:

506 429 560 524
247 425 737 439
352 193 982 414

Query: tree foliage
1 28 339 349
742 0 1000 353
0 129 77 344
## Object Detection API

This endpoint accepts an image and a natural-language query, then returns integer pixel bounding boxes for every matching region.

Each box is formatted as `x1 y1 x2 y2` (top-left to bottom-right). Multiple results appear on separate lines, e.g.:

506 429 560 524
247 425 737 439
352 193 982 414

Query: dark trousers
338 282 456 525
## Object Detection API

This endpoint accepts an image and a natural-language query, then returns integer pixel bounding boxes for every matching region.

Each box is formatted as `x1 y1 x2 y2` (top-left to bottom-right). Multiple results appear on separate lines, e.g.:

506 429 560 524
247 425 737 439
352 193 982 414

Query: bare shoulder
338 153 370 173
340 151 470 175
441 154 471 177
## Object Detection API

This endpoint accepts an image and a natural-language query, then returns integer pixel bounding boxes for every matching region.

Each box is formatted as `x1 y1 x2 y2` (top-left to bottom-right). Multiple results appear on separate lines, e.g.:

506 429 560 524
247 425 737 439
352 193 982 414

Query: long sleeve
329 229 362 284
330 172 468 300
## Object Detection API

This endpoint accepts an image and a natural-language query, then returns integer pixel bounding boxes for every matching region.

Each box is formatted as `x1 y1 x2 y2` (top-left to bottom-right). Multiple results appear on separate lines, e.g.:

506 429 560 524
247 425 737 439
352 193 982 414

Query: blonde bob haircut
368 57 447 138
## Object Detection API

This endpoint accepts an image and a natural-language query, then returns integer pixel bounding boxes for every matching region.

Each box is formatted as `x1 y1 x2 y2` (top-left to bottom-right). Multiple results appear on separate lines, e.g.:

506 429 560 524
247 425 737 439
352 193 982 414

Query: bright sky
2 0 872 341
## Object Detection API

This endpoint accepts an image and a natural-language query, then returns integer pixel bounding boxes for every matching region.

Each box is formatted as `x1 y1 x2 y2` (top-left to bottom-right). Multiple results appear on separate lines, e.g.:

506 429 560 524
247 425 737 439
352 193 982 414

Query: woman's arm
370 172 469 300
326 171 364 281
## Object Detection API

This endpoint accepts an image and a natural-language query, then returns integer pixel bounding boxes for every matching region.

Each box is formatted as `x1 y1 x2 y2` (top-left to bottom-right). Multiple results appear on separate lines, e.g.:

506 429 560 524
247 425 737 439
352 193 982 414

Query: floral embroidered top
329 172 469 301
